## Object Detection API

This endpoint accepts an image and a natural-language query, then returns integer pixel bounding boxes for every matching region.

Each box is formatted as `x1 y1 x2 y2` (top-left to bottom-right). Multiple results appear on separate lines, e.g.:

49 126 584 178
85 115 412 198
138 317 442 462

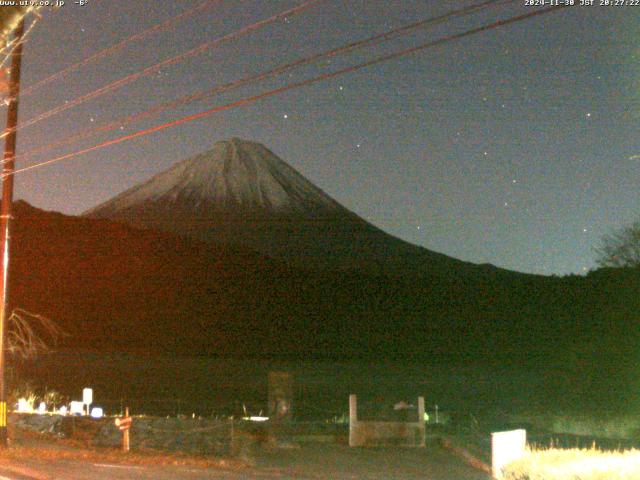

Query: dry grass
503 447 640 480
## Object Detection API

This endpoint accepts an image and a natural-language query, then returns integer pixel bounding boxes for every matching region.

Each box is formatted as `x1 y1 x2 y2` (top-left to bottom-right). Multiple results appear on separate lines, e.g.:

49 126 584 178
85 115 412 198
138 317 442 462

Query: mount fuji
85 138 483 273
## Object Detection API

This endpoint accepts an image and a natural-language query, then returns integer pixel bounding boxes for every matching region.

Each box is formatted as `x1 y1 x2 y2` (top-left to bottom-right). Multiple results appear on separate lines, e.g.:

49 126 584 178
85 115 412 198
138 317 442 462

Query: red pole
0 17 25 447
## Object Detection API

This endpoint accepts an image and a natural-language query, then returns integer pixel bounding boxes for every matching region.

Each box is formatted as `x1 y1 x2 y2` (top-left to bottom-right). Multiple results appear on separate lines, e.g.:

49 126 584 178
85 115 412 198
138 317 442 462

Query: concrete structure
268 371 292 422
349 394 425 447
268 371 293 444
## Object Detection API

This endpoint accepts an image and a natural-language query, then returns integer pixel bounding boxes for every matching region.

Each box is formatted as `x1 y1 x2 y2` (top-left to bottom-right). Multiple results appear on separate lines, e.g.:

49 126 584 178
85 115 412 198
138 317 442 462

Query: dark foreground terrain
0 436 488 480
8 200 640 368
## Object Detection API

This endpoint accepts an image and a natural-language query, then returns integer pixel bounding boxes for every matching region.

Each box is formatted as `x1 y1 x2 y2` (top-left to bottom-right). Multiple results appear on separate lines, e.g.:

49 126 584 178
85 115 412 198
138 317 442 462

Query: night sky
5 0 638 275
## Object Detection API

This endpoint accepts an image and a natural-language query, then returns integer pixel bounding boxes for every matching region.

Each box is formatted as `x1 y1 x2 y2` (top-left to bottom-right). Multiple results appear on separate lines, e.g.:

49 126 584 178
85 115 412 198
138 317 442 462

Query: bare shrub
6 308 65 359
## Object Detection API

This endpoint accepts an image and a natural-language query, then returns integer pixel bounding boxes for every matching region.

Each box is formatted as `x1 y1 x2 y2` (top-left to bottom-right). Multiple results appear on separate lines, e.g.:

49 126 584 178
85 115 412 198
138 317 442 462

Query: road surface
0 443 490 479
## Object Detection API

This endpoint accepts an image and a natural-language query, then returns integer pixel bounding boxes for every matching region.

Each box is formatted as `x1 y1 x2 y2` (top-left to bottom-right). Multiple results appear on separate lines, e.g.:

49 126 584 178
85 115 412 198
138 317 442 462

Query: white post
82 388 93 416
349 394 358 447
417 396 425 447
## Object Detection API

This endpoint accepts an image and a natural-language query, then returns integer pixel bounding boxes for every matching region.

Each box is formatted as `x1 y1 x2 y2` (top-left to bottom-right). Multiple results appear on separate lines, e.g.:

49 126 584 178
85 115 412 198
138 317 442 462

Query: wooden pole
0 17 25 448
123 407 130 452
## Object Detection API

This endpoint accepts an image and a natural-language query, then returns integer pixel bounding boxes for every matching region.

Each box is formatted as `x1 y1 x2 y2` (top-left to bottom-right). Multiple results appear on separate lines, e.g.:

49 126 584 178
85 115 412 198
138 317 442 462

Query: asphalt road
0 462 293 480
0 444 490 479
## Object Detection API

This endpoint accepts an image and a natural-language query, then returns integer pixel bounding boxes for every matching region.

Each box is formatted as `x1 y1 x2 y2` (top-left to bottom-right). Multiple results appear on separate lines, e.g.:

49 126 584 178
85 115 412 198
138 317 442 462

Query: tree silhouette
6 308 64 359
595 221 640 268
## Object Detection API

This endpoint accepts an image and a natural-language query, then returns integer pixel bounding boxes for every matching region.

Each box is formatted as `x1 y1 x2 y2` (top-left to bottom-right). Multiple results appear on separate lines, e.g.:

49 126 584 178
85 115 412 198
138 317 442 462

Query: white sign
17 398 31 413
90 407 104 419
70 401 84 415
491 429 526 479
82 388 93 405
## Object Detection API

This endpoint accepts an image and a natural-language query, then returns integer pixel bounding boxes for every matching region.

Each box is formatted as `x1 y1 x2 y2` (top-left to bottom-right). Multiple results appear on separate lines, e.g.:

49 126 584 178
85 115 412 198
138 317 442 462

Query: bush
8 380 67 412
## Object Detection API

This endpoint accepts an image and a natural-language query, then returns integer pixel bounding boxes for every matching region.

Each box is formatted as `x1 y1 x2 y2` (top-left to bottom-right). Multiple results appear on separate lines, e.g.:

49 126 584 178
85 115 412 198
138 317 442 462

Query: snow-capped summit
85 138 345 217
85 139 463 273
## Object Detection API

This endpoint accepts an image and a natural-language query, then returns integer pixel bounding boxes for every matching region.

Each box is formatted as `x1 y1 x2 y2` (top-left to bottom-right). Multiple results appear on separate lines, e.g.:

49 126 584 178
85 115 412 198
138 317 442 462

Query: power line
18 1 218 99
0 0 326 140
16 0 513 162
5 5 568 179
0 11 40 71
0 37 20 68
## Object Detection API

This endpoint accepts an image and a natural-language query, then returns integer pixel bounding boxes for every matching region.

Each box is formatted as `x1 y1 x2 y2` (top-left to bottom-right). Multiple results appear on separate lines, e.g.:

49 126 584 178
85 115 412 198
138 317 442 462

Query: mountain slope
84 138 474 273
5 201 639 367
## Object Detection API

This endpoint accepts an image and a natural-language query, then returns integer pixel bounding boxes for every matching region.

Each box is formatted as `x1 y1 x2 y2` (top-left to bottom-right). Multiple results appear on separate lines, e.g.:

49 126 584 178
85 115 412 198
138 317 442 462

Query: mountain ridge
84 138 500 274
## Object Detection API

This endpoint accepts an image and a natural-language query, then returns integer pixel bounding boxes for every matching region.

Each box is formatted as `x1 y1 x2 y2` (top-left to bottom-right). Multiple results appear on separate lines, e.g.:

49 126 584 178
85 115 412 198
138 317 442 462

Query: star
483 151 488 156
283 114 288 119
585 112 591 118
338 86 344 91
356 144 361 149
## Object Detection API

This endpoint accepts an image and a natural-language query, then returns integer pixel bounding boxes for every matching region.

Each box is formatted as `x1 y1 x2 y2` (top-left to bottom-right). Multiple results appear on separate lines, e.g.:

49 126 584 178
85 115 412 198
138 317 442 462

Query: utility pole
0 18 25 447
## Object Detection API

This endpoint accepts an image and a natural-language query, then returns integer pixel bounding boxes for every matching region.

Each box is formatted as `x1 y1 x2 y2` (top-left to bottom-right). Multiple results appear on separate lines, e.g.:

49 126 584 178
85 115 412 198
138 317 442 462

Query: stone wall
349 420 426 447
10 413 353 455
10 413 237 455
348 394 425 447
